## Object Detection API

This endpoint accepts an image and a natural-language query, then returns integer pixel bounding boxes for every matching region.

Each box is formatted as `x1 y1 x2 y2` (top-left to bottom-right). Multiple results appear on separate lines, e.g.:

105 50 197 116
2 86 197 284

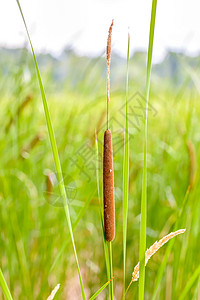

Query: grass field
1 3 200 299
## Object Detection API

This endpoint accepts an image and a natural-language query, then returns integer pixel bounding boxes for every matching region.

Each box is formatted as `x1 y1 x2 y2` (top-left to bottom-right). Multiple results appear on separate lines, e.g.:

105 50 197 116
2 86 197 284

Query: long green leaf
122 32 130 300
139 1 157 299
89 277 114 300
15 1 86 298
0 268 13 300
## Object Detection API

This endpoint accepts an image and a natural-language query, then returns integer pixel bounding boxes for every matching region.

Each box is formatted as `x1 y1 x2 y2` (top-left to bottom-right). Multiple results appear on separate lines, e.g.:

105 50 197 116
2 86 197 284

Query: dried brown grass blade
127 229 186 292
47 283 60 300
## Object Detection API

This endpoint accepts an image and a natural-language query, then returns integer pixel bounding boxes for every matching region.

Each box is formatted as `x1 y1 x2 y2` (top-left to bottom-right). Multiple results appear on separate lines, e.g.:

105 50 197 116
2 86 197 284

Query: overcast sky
1 0 200 62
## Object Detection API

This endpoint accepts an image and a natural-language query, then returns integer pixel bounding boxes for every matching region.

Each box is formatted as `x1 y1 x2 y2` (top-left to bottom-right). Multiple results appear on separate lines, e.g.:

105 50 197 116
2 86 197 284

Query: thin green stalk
108 242 114 300
107 99 109 130
50 189 96 272
139 1 157 299
0 269 13 300
15 1 86 298
122 32 130 300
89 277 114 300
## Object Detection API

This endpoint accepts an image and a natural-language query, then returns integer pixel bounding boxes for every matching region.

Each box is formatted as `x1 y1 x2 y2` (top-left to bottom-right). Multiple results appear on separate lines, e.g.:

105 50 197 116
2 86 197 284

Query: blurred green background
0 47 200 299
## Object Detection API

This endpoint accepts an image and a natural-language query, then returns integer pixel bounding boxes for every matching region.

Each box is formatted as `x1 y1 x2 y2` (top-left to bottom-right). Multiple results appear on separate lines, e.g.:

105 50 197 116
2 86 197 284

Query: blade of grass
122 32 130 300
50 189 96 272
15 1 86 298
89 277 114 300
179 264 200 300
0 268 13 300
139 0 157 299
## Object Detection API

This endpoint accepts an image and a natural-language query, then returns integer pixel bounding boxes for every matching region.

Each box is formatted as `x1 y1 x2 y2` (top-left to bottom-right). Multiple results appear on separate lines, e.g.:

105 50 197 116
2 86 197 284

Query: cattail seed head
103 129 115 241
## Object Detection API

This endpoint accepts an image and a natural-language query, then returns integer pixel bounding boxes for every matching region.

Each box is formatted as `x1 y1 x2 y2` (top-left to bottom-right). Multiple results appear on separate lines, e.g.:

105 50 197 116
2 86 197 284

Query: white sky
1 0 200 62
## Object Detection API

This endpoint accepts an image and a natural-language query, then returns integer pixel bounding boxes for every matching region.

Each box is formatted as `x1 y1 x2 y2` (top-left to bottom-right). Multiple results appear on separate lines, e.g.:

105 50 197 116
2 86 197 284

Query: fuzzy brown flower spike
103 20 115 242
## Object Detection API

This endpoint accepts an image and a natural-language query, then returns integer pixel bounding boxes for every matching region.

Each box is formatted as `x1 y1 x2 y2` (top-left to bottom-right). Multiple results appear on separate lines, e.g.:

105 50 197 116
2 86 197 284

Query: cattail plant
103 20 115 243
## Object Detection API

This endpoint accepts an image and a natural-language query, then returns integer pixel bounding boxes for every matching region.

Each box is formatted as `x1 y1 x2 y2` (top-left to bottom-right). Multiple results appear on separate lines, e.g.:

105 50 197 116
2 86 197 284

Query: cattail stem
107 99 109 130
109 242 114 300
103 129 115 242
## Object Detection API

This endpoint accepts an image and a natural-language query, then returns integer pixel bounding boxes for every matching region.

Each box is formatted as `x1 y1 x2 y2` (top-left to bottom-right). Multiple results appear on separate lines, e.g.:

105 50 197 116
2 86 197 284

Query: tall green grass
0 269 13 300
122 32 130 299
15 0 86 298
139 0 157 299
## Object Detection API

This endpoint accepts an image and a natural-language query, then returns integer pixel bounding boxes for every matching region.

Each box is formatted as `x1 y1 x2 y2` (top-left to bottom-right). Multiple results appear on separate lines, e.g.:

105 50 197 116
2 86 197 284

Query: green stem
15 1 86 298
123 32 130 300
107 98 109 130
109 242 114 300
0 268 13 300
138 0 157 299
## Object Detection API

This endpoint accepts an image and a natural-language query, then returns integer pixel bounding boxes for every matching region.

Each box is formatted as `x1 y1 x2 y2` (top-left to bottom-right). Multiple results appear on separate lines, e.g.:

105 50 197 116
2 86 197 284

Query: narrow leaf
15 1 86 298
139 0 157 299
122 32 130 300
0 268 13 300
50 189 95 272
89 277 114 300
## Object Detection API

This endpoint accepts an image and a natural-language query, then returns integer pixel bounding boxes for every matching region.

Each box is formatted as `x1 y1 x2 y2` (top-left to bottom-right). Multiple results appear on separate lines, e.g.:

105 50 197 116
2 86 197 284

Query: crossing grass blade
0 268 13 300
122 32 130 300
89 277 114 300
50 189 96 272
139 0 157 299
15 1 86 299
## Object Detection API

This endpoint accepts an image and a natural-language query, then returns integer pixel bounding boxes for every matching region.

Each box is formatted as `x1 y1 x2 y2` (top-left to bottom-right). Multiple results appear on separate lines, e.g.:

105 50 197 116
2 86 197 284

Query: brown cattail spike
103 129 115 241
